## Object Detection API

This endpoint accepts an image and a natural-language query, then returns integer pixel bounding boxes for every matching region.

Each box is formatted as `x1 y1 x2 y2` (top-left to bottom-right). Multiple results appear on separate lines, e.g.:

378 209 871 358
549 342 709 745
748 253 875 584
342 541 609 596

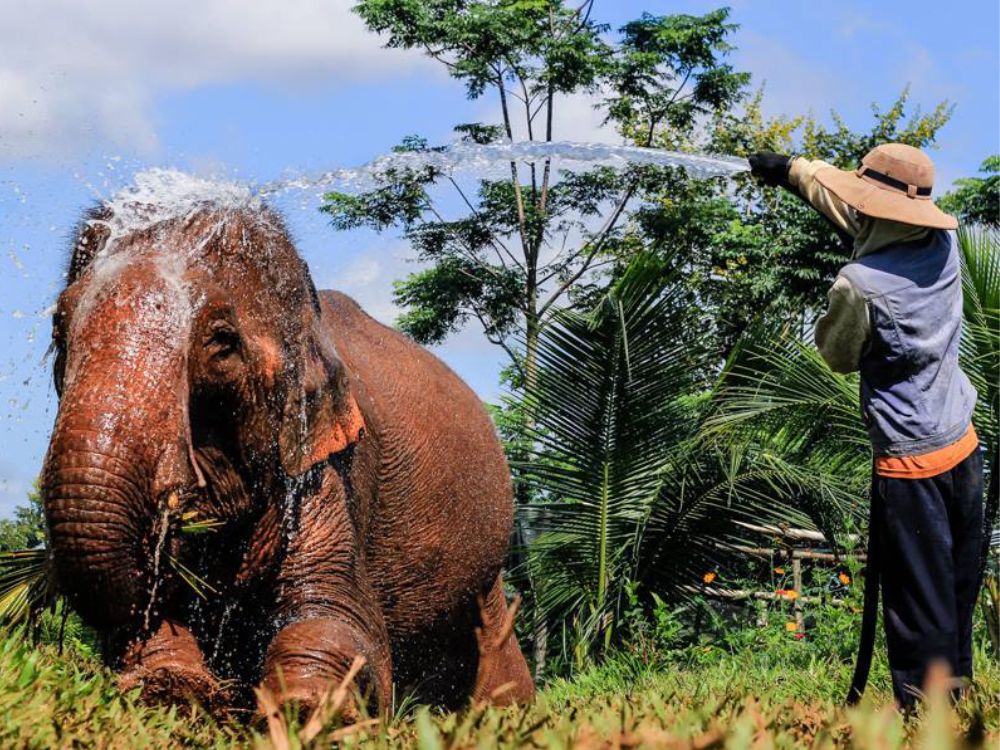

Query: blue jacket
838 230 977 456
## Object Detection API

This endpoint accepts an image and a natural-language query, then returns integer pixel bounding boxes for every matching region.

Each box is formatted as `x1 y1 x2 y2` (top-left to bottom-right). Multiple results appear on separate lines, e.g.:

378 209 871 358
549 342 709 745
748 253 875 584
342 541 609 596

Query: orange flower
784 589 799 601
774 566 785 575
702 572 717 584
838 572 852 586
785 621 798 632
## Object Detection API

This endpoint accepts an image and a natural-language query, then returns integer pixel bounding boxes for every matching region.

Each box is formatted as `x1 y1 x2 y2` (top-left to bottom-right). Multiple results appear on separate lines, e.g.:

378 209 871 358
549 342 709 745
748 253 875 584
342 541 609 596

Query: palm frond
0 548 56 625
518 254 799 656
702 329 870 536
957 225 999 453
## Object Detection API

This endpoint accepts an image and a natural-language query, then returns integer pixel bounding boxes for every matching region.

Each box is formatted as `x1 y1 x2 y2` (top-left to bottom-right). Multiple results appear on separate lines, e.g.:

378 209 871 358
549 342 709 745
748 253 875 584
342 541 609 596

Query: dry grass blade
914 661 960 750
254 685 291 750
328 718 380 742
299 655 369 743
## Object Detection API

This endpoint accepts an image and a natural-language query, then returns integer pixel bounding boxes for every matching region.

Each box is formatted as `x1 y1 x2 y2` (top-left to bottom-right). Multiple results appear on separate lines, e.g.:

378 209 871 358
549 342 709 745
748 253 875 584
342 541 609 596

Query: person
748 144 984 708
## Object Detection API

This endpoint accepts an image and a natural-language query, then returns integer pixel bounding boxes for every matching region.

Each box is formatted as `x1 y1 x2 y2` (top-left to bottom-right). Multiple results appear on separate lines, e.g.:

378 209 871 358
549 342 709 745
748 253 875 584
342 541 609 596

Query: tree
328 1 748 389
0 484 46 552
940 156 1000 227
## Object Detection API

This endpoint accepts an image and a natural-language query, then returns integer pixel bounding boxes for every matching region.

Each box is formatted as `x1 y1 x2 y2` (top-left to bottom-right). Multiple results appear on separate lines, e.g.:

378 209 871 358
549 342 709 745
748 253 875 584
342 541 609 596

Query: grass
0 622 996 749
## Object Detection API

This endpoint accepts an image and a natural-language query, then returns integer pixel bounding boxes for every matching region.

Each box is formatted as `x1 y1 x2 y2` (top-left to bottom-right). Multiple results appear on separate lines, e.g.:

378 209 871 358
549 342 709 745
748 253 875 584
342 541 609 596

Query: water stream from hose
259 140 747 197
92 140 747 248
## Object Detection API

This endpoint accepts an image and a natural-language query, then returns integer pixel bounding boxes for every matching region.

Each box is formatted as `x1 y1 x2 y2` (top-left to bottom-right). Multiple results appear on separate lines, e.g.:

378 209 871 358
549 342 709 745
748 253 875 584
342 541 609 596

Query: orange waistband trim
875 425 979 479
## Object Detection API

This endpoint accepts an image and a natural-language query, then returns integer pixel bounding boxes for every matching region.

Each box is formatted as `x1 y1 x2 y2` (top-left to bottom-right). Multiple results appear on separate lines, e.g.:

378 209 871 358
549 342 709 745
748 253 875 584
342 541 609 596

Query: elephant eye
205 322 241 360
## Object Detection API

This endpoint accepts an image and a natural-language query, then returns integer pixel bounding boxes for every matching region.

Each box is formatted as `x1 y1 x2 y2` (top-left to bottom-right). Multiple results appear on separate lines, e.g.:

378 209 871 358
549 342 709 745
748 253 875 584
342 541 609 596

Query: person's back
840 229 975 462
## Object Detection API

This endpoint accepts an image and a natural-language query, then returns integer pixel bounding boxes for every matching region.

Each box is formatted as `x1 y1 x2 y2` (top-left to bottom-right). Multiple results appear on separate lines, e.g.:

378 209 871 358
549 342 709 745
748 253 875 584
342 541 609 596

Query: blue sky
0 0 997 516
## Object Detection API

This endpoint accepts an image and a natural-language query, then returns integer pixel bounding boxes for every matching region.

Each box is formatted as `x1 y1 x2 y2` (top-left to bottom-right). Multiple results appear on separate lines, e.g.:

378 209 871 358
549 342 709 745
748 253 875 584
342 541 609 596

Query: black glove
748 152 792 188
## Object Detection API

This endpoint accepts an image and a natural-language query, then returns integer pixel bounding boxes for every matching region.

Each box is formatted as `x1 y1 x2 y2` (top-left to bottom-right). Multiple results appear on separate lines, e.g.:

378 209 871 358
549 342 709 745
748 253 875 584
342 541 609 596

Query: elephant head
42 189 363 635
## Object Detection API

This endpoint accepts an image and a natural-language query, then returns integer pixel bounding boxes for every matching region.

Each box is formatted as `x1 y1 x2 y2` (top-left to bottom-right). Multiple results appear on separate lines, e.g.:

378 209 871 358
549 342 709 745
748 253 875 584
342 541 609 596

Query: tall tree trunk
520 305 550 680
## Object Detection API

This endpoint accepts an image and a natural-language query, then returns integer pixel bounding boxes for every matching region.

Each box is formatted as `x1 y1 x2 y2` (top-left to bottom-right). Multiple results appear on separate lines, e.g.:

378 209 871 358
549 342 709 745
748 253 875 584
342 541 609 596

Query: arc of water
258 141 748 197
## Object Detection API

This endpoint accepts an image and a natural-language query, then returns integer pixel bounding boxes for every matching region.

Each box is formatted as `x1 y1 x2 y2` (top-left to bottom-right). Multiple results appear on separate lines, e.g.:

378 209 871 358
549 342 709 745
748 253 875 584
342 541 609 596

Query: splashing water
79 140 746 258
261 140 747 196
143 505 172 632
93 141 745 230
92 169 262 248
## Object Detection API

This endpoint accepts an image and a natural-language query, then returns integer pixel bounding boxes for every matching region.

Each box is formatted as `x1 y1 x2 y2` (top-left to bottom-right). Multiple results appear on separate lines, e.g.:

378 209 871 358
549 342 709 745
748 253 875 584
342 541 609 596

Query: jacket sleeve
788 158 862 238
814 275 870 374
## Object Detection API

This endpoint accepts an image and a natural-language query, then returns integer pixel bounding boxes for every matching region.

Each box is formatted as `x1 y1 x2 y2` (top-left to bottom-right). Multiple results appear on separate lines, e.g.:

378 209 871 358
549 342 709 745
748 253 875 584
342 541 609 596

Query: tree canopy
940 156 1000 227
332 1 749 386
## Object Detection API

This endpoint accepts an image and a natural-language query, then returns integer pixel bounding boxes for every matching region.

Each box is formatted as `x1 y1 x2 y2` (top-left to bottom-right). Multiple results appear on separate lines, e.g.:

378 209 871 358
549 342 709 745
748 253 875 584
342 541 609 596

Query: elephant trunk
43 385 198 630
43 436 149 628
42 408 203 627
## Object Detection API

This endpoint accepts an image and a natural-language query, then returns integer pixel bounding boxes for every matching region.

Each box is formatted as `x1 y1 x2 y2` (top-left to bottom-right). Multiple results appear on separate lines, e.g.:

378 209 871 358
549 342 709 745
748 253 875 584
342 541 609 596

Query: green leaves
518 255 722 660
957 226 999 457
393 259 522 344
321 166 435 232
940 156 1000 227
355 0 610 99
0 483 46 553
607 9 749 143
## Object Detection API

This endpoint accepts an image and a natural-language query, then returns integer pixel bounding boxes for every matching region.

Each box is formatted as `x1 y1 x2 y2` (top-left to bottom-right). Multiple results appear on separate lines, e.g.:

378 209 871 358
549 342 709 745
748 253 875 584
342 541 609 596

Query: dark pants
873 447 984 706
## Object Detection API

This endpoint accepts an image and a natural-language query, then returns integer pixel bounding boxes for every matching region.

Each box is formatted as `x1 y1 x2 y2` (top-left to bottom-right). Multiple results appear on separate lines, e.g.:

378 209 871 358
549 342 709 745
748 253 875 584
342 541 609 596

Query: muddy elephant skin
41 195 534 714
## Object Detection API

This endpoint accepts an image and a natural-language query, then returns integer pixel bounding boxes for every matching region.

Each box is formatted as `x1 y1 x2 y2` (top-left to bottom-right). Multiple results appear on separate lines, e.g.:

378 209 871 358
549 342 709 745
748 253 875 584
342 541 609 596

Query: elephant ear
278 321 364 477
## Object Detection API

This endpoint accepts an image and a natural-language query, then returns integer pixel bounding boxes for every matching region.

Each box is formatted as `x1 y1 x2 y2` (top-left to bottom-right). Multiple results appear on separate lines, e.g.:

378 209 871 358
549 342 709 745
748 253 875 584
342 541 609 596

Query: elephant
41 182 534 716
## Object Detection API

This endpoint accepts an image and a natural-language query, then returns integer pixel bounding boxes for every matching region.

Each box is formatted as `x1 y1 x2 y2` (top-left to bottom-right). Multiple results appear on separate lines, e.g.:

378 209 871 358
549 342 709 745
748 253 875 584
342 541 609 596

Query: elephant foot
472 576 535 706
117 619 230 712
261 617 390 721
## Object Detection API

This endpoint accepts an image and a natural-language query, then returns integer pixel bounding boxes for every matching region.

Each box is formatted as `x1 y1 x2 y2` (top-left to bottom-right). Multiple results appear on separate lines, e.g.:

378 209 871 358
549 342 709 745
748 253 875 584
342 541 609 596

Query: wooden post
792 554 804 631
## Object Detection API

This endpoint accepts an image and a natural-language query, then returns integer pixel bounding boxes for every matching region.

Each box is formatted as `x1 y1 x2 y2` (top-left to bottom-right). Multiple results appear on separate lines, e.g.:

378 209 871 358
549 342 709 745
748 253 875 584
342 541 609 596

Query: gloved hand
748 152 792 188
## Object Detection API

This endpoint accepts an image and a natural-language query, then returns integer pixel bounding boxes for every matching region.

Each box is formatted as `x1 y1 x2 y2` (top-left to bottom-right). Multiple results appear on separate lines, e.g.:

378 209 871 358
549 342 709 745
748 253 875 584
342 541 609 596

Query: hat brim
814 167 958 230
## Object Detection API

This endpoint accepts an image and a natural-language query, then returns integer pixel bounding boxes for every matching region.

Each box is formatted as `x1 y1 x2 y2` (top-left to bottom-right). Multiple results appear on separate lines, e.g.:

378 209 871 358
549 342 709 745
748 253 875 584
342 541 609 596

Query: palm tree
517 255 805 667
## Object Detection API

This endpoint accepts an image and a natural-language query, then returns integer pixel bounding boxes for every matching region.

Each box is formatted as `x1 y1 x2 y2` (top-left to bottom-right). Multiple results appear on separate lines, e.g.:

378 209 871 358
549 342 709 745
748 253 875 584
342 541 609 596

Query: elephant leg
262 616 390 718
472 575 535 705
117 619 226 710
260 482 392 717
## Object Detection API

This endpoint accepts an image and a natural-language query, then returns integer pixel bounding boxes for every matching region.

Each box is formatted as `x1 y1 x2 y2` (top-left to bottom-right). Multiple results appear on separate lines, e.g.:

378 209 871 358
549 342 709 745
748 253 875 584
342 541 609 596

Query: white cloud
0 0 433 160
318 240 408 324
734 31 844 121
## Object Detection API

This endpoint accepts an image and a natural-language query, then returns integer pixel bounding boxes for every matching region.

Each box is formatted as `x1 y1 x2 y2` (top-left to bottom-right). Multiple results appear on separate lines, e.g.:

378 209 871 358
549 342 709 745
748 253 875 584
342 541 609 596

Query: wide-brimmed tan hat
814 143 957 230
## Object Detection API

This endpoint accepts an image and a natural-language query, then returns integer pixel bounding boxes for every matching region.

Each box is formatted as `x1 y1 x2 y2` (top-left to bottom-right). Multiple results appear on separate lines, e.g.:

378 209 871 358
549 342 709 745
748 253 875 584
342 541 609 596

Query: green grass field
1 624 996 749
